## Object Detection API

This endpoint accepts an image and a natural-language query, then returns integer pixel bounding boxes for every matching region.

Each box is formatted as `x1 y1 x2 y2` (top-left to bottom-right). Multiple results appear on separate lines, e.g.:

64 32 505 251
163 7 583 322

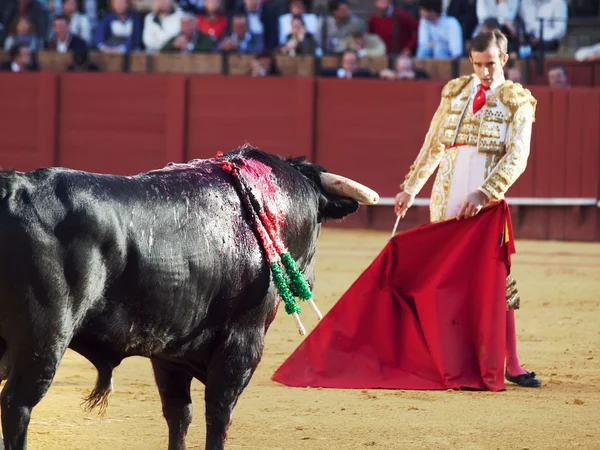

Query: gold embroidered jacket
400 74 537 222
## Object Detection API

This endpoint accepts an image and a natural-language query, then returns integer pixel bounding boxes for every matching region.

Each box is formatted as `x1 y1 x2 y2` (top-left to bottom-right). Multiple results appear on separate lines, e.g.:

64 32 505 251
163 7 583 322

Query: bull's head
285 156 379 221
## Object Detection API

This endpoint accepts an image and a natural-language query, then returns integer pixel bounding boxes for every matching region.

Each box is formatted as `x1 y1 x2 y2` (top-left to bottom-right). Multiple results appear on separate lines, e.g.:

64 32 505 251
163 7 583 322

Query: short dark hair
9 43 28 61
291 14 305 26
328 0 347 14
418 0 442 14
547 64 567 75
481 18 501 30
469 29 508 58
53 14 70 23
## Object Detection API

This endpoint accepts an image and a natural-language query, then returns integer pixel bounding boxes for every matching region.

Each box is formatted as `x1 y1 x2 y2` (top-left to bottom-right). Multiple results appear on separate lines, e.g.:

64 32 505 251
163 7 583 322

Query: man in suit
319 49 373 78
218 13 264 53
47 14 88 55
0 42 36 71
161 13 215 52
234 0 279 50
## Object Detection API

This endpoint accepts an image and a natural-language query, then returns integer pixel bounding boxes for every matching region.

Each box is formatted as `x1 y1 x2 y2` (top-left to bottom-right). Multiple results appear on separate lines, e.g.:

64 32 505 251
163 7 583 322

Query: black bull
0 146 362 450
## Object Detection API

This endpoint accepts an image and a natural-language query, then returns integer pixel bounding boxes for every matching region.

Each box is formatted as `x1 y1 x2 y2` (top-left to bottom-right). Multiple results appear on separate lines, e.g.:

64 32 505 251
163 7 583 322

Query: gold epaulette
441 75 473 98
498 81 538 121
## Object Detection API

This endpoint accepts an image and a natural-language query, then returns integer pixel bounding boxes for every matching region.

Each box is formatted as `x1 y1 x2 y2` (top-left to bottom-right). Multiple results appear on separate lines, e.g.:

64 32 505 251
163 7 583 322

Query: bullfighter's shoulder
498 81 537 118
442 75 474 99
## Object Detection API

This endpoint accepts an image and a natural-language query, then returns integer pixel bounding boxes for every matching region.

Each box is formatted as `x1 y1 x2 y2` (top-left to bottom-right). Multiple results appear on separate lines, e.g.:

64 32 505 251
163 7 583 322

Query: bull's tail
81 365 114 416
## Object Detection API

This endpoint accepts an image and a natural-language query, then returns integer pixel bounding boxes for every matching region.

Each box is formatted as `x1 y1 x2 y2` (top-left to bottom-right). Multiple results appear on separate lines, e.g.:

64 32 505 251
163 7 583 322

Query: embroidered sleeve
479 102 534 199
400 97 448 195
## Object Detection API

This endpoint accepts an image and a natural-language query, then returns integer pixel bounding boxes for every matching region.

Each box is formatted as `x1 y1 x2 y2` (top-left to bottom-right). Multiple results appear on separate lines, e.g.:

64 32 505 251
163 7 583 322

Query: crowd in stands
0 0 595 83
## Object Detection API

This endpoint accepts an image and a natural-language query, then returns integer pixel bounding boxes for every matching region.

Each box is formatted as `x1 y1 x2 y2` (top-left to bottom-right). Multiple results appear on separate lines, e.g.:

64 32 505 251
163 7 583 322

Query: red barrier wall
0 73 598 240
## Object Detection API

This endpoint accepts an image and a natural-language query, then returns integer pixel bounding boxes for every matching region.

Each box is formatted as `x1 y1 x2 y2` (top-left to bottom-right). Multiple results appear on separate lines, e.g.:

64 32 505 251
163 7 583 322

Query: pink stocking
505 309 527 376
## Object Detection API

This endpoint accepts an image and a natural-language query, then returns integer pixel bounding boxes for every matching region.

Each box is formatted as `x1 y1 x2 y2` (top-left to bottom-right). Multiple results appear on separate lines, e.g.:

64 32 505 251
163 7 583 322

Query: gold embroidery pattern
480 124 501 139
506 274 520 310
478 139 505 154
481 102 534 199
484 110 505 123
498 81 537 122
442 75 473 98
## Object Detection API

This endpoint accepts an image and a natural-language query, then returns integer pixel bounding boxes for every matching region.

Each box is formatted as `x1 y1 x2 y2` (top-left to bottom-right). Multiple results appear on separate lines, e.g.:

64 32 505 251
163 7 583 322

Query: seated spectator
367 0 419 55
574 42 600 62
1 0 49 49
249 50 282 76
94 0 143 53
547 63 569 88
0 42 37 72
47 14 88 55
235 0 279 50
446 0 477 41
415 0 463 59
3 15 43 52
319 49 373 78
316 0 361 53
379 54 429 79
67 46 101 71
340 19 386 57
196 0 228 41
278 0 317 46
60 0 92 44
505 63 522 83
396 0 419 19
474 0 518 38
161 12 215 52
279 14 317 55
143 0 183 52
218 13 264 53
519 0 567 53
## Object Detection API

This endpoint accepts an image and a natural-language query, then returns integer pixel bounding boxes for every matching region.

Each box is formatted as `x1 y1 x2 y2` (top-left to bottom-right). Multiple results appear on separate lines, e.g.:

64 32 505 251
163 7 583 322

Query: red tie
472 84 487 114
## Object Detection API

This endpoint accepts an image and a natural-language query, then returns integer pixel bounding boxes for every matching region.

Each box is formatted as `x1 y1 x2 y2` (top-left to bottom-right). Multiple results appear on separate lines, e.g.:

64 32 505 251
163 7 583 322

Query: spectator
3 15 43 52
316 0 361 53
1 0 49 48
319 49 373 78
446 0 477 42
60 0 92 44
396 0 419 19
474 0 519 38
0 42 37 71
379 54 429 79
279 14 317 55
218 13 264 53
415 0 463 59
249 50 282 76
574 42 600 62
340 19 386 57
66 46 101 71
278 0 317 46
235 0 279 50
519 0 567 53
547 63 569 87
94 0 143 53
161 12 215 52
367 0 419 55
142 0 183 52
47 14 88 54
196 0 227 41
506 64 522 82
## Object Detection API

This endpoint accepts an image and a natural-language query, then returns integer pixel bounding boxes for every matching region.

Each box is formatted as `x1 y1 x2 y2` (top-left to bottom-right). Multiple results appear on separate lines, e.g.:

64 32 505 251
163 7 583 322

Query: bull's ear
318 194 359 221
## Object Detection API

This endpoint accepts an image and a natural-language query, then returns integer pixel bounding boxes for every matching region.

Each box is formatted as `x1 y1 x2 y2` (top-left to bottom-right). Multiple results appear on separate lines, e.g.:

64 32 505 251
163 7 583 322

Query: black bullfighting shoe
505 369 542 388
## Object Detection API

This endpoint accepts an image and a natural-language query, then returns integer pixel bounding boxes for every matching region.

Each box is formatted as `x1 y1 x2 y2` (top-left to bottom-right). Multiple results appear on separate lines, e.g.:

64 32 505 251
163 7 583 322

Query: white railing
374 197 600 207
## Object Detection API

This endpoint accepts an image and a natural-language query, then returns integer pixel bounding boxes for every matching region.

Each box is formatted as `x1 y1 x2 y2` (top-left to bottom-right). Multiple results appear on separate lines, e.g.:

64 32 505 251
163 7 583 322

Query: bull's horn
320 173 379 205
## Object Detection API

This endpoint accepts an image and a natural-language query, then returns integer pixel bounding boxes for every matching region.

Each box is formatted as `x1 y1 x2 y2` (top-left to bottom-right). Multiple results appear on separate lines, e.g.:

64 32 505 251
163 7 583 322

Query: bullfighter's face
469 44 508 89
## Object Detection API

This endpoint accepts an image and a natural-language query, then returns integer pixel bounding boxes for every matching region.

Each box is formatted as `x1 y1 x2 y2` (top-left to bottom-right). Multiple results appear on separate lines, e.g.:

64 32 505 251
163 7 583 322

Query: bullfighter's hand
456 190 489 220
394 191 414 218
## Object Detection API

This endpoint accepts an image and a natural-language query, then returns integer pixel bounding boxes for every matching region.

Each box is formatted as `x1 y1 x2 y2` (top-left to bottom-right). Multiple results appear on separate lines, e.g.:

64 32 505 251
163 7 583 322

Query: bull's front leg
151 359 194 450
204 330 263 450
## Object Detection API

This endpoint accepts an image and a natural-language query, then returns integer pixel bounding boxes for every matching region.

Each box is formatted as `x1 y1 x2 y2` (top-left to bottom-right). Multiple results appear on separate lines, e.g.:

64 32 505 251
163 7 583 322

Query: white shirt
56 37 69 53
474 0 519 37
417 14 464 58
11 62 21 72
278 13 318 45
520 0 568 41
142 9 184 52
69 13 92 44
247 9 264 36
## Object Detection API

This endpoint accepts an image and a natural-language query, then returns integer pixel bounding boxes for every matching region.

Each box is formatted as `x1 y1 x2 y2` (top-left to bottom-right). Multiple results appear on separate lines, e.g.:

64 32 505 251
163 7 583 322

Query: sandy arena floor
11 228 600 450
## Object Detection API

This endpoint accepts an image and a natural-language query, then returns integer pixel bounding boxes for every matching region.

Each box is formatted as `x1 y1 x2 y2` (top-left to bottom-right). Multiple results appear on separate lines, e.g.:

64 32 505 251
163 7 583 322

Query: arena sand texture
11 228 600 450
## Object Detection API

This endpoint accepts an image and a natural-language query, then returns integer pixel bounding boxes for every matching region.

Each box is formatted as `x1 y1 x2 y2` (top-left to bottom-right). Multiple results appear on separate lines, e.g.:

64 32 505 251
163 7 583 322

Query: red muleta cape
272 200 515 391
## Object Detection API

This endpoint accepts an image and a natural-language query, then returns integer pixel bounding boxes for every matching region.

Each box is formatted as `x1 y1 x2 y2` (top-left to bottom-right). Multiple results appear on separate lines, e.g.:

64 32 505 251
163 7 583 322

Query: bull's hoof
505 369 542 388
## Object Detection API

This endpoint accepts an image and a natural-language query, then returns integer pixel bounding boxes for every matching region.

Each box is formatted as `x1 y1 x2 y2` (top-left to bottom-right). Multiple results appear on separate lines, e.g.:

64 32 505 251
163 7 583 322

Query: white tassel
293 312 306 336
307 299 323 320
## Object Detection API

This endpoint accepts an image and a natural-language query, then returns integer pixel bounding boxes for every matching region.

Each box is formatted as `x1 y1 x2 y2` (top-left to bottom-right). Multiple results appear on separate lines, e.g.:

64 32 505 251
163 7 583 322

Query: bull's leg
151 359 193 450
1 346 65 450
204 331 263 450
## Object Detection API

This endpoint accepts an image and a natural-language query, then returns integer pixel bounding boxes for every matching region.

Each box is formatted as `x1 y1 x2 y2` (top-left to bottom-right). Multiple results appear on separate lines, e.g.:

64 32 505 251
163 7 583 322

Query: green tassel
280 252 313 301
270 261 301 315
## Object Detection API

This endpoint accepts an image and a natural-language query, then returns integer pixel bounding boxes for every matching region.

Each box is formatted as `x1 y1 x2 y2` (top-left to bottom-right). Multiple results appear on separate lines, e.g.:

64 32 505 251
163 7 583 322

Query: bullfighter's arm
399 96 448 196
479 86 537 199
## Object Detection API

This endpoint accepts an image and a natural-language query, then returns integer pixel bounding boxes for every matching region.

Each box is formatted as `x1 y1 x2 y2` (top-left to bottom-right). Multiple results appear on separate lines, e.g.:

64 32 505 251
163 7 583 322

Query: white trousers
444 145 488 220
